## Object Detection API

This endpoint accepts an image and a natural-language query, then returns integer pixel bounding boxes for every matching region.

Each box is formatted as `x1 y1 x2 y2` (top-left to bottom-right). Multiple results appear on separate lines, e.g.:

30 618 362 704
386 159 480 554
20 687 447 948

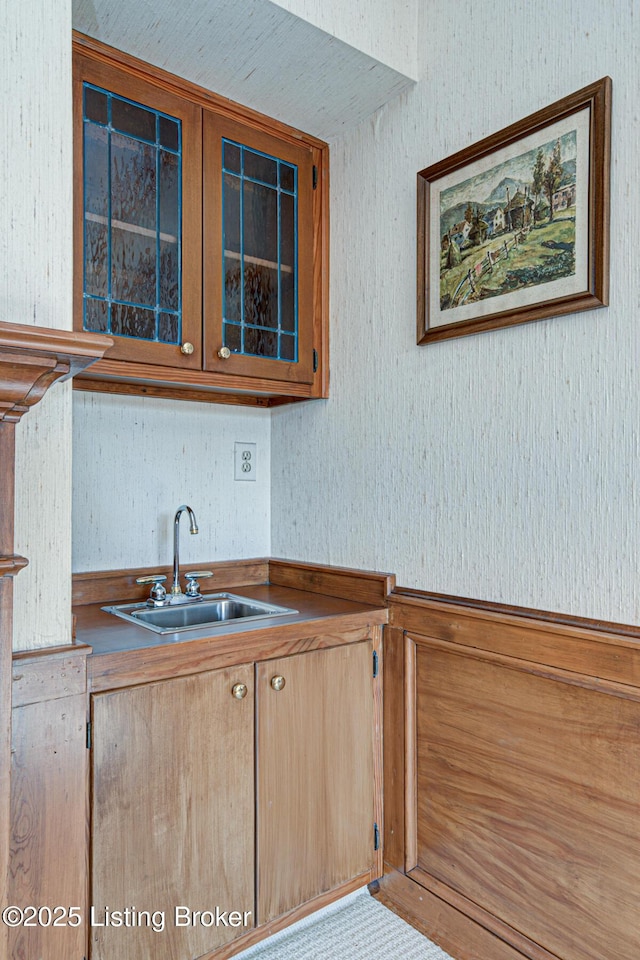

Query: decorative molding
390 584 640 640
0 556 28 579
0 322 112 422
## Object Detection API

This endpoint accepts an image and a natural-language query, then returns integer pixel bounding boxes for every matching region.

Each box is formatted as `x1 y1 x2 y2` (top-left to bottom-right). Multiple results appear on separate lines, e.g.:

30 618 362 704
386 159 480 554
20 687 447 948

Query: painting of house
484 206 505 236
448 220 471 247
553 181 577 211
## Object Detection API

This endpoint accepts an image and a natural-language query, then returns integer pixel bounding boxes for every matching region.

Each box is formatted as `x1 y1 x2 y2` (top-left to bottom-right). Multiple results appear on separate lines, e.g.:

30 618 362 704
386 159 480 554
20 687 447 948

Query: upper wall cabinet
72 36 329 406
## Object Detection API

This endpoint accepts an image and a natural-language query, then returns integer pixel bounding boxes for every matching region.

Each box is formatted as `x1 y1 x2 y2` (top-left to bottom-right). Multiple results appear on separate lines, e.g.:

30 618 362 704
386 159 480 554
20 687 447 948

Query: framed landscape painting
417 77 611 344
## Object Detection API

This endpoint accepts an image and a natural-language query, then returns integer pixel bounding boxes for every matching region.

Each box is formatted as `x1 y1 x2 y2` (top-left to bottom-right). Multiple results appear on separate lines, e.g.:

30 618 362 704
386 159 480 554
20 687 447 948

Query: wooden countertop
76 581 388 692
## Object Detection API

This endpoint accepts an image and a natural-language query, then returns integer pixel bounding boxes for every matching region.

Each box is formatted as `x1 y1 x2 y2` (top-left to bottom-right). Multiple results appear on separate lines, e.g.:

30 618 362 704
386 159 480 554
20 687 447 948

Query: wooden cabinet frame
203 112 315 386
72 51 203 371
72 33 330 406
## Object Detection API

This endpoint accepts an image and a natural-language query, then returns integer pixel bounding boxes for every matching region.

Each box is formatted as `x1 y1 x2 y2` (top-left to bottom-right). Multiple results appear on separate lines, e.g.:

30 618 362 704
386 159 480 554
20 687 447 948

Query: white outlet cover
234 442 257 481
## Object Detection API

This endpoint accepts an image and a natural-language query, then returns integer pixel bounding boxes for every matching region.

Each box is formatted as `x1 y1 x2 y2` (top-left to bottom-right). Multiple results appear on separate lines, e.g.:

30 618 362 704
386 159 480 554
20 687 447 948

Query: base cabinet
90 664 255 960
257 642 376 923
90 639 379 959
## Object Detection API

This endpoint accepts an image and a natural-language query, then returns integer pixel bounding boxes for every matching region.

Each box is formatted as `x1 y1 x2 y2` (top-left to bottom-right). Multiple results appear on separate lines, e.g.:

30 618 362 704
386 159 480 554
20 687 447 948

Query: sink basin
102 592 298 635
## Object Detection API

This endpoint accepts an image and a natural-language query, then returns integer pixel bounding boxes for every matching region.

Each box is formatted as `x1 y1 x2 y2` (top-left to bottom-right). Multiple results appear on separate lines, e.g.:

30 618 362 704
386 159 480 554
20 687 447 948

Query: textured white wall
2 0 74 649
272 0 640 624
73 0 414 139
271 0 419 79
72 393 271 572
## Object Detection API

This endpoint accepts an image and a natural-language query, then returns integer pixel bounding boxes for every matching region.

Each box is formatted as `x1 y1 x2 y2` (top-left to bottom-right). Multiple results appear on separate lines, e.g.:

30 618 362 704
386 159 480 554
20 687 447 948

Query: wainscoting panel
378 591 640 960
9 646 90 960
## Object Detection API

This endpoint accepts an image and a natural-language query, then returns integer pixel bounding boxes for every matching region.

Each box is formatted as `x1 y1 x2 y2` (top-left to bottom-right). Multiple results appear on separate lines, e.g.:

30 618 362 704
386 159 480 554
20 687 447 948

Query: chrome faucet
136 505 213 606
171 504 199 597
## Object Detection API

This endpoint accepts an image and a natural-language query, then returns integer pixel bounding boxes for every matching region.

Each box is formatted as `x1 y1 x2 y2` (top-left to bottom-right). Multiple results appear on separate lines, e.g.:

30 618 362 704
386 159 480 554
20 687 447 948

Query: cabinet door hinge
313 349 318 373
373 650 379 678
86 720 92 750
374 822 380 851
313 165 318 190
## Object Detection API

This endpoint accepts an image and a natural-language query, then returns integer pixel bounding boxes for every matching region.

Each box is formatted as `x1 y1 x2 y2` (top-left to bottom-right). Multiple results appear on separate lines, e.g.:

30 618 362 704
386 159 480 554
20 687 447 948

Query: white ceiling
72 0 415 140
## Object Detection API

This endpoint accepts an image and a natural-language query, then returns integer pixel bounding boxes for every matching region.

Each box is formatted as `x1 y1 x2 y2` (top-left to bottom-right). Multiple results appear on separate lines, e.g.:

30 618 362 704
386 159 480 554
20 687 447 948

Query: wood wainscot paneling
376 590 640 960
10 645 91 960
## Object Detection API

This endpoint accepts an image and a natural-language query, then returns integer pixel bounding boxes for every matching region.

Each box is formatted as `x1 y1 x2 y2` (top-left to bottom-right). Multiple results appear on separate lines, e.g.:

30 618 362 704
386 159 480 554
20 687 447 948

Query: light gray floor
235 889 456 960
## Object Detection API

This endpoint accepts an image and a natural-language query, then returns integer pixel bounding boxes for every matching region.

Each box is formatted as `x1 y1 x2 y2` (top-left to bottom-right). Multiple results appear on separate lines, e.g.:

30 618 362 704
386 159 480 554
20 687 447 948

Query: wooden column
0 323 111 956
0 422 19 958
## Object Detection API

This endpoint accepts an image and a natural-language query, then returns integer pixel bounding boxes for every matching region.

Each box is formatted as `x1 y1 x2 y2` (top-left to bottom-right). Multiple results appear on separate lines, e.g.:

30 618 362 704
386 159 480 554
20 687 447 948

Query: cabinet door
257 642 376 923
90 666 254 960
73 53 203 369
203 112 315 385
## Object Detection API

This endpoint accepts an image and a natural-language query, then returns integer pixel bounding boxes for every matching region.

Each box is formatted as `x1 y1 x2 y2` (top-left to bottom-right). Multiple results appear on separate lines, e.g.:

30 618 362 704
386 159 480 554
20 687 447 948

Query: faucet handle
136 574 168 605
185 571 213 598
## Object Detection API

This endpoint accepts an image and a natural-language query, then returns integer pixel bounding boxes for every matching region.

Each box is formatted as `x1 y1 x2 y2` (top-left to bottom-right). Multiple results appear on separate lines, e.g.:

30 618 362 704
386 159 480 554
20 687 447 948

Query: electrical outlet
234 442 257 481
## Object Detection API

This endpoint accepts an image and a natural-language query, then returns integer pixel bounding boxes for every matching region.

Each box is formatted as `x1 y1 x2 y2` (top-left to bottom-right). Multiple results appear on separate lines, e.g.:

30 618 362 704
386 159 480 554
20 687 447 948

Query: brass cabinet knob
218 346 231 359
180 341 195 355
270 675 286 692
232 683 248 700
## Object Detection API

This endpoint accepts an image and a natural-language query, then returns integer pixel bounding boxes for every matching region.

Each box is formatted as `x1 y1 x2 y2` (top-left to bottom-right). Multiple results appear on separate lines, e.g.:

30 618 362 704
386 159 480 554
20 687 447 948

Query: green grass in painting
440 213 576 310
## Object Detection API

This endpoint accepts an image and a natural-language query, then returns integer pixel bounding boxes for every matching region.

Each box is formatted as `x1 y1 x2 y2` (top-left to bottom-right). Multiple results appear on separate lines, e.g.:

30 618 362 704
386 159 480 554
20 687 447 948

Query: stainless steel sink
102 593 298 635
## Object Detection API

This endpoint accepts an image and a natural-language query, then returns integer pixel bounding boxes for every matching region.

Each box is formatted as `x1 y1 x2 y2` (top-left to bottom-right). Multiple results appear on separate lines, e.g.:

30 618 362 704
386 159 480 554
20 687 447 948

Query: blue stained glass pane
244 327 278 357
112 303 156 340
158 312 179 343
111 97 155 141
84 87 108 125
243 181 278 263
84 124 109 216
223 173 241 253
85 219 108 297
244 149 277 185
223 141 241 173
281 271 295 333
244 265 278 329
111 133 156 231
280 334 295 361
220 138 299 362
160 240 179 312
159 116 179 151
223 321 242 353
111 226 156 305
280 163 295 193
84 298 109 333
224 256 242 322
82 84 183 344
159 151 179 239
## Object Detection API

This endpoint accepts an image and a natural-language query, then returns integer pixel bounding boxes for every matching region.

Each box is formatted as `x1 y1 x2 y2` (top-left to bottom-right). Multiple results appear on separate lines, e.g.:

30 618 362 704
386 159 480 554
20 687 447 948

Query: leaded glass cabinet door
73 55 202 369
203 113 315 385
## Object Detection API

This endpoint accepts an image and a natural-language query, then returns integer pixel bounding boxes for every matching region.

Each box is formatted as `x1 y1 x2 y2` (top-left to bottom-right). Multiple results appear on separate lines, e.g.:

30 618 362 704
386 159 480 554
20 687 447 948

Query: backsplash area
72 392 271 572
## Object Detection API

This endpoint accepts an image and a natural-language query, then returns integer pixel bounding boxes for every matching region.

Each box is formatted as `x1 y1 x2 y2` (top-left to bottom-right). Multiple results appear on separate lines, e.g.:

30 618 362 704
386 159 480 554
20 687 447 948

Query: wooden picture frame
417 77 611 344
